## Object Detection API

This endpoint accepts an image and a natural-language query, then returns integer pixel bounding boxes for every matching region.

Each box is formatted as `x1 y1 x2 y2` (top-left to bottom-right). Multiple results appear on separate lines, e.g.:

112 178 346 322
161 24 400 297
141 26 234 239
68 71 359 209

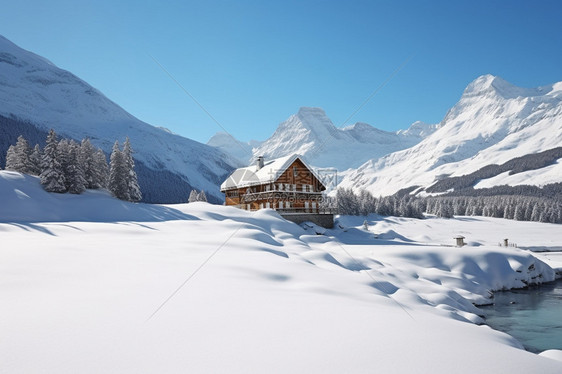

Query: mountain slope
339 75 562 196
0 35 237 203
207 132 262 164
214 107 437 170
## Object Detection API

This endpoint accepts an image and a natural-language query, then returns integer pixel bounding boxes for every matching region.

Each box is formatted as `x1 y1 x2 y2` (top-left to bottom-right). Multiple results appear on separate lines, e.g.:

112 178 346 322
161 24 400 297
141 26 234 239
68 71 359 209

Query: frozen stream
480 277 562 353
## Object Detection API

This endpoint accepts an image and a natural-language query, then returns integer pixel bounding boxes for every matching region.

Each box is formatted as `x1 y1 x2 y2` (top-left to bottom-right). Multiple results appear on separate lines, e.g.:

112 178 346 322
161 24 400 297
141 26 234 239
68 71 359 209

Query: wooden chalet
221 154 334 227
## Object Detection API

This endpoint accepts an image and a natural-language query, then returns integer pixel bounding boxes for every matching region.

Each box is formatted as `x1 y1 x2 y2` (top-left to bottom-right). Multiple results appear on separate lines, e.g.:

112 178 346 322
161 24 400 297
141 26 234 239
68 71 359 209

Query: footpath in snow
1 171 562 373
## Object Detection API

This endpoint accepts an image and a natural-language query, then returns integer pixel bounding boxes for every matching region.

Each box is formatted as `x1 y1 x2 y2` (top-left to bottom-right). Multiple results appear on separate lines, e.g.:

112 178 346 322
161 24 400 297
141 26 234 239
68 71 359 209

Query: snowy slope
340 75 562 196
0 35 237 202
474 160 562 190
2 170 562 372
219 107 437 170
207 131 262 164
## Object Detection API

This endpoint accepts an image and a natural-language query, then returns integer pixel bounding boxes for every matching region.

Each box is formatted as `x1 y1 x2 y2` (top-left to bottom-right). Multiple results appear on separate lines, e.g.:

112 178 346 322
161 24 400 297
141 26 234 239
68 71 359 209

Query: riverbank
481 277 562 353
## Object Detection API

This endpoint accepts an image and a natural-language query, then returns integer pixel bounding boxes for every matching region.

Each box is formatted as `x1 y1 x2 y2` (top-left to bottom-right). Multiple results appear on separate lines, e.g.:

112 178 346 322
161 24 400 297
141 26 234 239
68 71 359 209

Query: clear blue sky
1 0 561 143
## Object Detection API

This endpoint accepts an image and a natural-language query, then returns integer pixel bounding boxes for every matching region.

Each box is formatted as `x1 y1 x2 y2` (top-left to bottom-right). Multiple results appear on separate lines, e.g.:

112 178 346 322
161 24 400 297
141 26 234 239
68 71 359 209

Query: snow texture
1 171 562 373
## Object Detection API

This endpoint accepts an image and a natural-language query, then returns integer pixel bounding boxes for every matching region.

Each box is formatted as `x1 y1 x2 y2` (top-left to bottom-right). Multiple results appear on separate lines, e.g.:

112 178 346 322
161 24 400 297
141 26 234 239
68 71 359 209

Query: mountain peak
296 107 327 117
462 74 553 99
279 107 336 135
463 74 513 96
397 121 439 138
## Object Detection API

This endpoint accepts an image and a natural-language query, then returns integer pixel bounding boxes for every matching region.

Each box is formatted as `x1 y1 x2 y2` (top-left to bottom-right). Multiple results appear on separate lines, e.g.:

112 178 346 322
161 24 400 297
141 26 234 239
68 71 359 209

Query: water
480 278 562 353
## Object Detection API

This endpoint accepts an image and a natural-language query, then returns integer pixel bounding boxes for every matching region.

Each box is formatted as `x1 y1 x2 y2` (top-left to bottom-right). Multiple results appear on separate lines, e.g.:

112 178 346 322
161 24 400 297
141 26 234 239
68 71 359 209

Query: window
293 166 298 177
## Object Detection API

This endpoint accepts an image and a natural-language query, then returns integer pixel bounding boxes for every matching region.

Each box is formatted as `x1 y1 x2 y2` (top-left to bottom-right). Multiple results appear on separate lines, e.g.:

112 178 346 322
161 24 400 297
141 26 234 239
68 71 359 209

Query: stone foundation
279 213 334 228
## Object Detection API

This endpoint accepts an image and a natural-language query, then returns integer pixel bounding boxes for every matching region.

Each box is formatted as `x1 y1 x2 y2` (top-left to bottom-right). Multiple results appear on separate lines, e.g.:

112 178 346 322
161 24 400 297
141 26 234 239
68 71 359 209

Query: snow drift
1 170 561 373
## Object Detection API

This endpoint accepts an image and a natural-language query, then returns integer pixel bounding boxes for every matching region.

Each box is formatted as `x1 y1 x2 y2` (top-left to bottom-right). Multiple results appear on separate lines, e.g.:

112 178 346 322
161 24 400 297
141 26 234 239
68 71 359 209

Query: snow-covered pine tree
109 141 130 201
188 189 199 203
29 144 42 175
5 135 34 174
123 137 142 202
79 139 97 189
197 190 207 202
57 139 72 191
40 129 66 193
5 145 17 170
93 149 109 188
66 141 86 194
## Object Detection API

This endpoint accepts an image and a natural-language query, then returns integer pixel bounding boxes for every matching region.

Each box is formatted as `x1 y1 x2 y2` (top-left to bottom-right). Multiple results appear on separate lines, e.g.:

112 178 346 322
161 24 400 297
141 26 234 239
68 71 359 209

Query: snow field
1 172 562 372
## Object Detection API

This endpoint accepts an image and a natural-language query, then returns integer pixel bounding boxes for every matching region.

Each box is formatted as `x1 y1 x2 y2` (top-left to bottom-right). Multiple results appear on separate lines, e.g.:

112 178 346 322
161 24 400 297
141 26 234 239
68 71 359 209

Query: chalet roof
220 154 326 191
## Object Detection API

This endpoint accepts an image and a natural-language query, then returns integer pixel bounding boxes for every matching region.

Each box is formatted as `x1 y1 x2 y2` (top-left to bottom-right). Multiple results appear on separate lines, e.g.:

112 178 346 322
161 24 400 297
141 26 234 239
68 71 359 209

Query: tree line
3 130 141 202
335 187 562 224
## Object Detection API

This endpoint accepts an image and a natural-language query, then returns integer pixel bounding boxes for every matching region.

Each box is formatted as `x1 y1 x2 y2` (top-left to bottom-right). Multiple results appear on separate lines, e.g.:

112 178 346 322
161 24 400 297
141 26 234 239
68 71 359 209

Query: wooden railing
277 207 337 215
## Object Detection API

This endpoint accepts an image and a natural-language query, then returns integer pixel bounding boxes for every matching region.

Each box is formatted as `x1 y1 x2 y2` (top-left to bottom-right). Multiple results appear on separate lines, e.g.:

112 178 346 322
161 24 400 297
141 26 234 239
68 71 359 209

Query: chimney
256 156 264 170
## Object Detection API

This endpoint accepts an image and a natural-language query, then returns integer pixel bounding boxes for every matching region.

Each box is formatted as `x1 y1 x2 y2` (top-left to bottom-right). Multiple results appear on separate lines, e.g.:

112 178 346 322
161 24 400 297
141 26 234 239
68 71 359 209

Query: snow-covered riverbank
1 171 562 373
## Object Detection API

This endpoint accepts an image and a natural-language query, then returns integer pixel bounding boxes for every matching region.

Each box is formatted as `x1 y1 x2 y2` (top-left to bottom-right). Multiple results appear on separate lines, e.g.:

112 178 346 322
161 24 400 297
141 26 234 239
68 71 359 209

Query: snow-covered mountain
210 107 437 171
207 132 262 164
339 75 562 196
0 35 237 203
253 107 438 170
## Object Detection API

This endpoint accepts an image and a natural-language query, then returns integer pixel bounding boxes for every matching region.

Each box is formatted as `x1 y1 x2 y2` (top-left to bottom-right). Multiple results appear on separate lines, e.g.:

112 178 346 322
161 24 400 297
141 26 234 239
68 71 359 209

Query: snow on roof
220 154 325 191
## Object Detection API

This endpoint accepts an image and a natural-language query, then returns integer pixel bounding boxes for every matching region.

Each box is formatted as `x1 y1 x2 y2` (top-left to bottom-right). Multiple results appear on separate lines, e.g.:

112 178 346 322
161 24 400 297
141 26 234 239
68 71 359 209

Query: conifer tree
79 139 97 189
5 136 34 174
40 129 66 193
123 137 142 202
109 141 130 200
197 190 207 202
514 204 525 221
29 144 42 175
57 139 72 191
5 145 17 170
188 189 199 203
93 149 109 189
65 141 86 194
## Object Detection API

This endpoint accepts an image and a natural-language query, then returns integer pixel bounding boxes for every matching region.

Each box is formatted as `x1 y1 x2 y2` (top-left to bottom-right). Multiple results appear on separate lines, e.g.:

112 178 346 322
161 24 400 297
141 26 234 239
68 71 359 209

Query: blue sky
1 0 561 143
